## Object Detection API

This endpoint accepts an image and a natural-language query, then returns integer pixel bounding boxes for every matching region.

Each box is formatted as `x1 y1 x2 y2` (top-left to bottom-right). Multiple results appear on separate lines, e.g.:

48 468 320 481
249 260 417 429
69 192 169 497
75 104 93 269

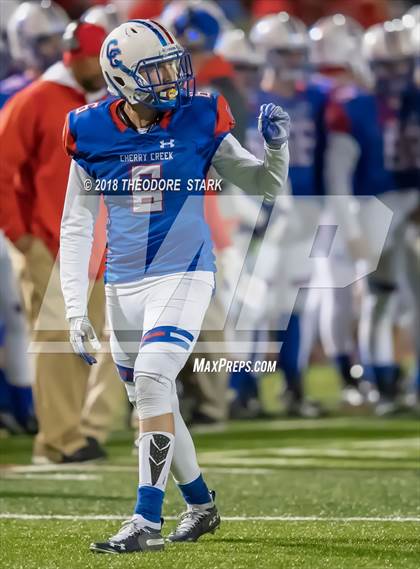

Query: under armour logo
160 139 175 149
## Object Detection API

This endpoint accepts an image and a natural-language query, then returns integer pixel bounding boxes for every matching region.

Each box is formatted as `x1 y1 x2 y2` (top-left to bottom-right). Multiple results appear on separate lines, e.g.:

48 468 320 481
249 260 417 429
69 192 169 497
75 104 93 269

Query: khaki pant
23 238 123 459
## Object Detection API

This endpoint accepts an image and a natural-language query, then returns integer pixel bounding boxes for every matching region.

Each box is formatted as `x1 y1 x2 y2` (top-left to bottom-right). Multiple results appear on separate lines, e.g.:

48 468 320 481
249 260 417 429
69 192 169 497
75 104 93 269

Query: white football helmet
309 14 364 70
362 20 416 62
402 4 420 27
362 20 416 94
215 28 263 67
7 0 69 69
81 4 121 33
100 20 195 110
250 12 308 81
249 12 308 52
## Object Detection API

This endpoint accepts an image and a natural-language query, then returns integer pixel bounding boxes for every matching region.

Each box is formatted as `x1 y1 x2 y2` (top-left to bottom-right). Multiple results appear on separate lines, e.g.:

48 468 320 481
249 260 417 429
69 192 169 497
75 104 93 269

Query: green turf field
1 367 419 568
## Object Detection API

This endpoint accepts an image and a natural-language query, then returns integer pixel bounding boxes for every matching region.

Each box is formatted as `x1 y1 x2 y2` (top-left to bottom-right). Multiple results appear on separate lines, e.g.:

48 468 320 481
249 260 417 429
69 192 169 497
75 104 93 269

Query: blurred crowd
0 0 419 464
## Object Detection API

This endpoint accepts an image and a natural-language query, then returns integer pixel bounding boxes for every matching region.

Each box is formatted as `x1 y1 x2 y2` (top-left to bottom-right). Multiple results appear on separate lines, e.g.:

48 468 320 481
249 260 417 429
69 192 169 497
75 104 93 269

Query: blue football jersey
246 82 329 196
399 86 420 192
0 73 33 109
64 93 235 284
325 85 419 196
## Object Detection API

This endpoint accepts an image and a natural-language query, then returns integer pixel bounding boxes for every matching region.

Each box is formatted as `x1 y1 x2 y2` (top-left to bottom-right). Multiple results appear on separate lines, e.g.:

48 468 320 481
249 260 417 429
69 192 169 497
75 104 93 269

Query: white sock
131 514 161 531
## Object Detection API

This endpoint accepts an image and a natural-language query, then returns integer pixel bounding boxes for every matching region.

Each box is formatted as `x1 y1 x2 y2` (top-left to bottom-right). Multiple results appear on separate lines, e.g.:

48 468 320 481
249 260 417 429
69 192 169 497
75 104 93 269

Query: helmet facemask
266 47 309 84
105 44 195 111
370 57 414 96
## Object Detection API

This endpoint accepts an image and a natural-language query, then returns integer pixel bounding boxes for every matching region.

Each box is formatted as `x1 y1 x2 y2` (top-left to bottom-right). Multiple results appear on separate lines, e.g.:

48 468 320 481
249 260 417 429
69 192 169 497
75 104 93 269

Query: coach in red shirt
0 22 117 463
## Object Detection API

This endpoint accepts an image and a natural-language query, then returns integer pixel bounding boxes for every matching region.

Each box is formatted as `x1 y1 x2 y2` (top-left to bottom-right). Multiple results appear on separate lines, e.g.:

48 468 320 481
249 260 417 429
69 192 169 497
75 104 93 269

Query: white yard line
0 514 419 523
1 473 101 481
0 464 275 476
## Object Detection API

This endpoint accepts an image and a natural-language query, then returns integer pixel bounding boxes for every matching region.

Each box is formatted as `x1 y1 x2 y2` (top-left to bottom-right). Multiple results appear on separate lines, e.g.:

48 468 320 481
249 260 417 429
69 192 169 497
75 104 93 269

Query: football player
0 1 69 108
317 19 418 414
0 230 34 434
400 12 420 405
60 20 290 553
307 14 369 406
245 12 329 417
215 28 268 419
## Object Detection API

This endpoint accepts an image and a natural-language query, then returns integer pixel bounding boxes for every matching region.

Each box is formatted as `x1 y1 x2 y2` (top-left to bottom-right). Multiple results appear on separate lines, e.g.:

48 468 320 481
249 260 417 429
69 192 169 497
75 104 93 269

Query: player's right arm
60 116 102 364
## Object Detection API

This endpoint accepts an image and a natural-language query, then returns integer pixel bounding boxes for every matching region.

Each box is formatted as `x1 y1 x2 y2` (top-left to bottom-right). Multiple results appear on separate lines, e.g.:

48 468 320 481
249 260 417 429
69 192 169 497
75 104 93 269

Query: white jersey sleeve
211 133 289 203
325 132 363 241
60 160 100 319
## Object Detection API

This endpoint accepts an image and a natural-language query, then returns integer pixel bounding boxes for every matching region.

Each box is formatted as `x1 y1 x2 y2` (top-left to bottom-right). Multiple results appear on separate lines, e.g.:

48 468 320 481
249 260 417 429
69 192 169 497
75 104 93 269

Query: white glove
69 316 101 365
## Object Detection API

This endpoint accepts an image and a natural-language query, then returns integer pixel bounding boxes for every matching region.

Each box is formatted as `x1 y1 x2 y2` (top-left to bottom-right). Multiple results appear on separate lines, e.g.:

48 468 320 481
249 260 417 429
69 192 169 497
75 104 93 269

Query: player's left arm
211 98 290 203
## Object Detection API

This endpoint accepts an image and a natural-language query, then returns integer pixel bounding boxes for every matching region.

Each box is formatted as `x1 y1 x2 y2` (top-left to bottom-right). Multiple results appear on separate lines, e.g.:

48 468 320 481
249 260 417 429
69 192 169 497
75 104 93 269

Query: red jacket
0 62 102 256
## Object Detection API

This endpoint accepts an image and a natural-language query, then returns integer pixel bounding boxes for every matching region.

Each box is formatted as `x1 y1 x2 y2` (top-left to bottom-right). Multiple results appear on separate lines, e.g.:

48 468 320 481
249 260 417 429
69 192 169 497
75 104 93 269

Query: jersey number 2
131 164 163 213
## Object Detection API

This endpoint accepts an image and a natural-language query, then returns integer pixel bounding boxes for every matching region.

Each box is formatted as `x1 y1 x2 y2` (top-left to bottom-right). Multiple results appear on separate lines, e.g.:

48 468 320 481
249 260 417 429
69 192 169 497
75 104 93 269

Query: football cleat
341 387 365 407
167 491 220 542
90 517 164 554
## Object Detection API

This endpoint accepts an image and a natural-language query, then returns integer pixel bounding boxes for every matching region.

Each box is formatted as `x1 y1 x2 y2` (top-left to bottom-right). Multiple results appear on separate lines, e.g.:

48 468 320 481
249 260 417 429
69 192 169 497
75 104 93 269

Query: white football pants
105 270 214 484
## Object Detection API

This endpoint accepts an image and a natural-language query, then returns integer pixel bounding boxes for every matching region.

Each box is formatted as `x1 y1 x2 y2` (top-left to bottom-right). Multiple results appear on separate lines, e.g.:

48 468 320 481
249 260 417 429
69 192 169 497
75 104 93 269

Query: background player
0 1 69 108
317 19 418 414
306 13 370 406
234 11 329 417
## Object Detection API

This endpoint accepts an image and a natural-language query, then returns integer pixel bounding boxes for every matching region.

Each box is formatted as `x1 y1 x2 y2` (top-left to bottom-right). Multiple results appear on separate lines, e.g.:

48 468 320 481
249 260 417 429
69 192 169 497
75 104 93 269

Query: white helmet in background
250 12 308 82
99 19 195 110
215 28 263 67
309 14 365 71
7 0 69 70
402 4 420 27
362 20 416 94
81 4 121 34
411 22 420 86
362 20 415 62
250 12 308 52
0 0 19 79
410 21 420 51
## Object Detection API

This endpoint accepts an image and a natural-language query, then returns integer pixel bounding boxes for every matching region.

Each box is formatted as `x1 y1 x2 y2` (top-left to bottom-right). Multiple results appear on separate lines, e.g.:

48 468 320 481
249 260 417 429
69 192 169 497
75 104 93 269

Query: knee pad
135 372 173 420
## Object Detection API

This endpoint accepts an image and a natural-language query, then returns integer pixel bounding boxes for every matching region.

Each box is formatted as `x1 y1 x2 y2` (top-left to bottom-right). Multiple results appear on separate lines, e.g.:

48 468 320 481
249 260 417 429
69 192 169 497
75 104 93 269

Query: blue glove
258 103 290 149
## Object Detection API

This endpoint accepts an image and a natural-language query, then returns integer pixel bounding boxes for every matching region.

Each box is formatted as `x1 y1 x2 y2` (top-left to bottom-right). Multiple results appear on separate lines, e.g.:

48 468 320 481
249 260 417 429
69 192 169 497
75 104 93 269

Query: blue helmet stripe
128 19 167 46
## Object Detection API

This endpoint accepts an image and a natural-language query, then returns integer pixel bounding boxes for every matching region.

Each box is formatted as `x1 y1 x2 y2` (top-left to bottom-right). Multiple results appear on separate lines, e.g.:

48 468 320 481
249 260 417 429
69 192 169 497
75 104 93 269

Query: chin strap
116 100 163 131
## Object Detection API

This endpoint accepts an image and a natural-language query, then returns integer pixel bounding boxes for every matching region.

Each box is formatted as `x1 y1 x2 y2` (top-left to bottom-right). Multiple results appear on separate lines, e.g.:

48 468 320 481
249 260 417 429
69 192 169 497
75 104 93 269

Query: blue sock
10 385 34 426
277 313 302 399
334 354 358 388
0 370 13 413
373 364 396 397
229 369 259 405
134 486 164 524
415 359 420 395
178 474 211 506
